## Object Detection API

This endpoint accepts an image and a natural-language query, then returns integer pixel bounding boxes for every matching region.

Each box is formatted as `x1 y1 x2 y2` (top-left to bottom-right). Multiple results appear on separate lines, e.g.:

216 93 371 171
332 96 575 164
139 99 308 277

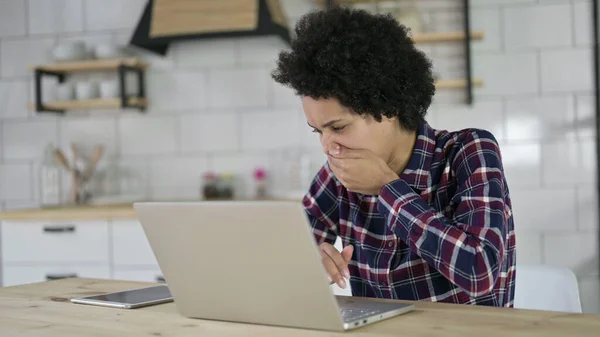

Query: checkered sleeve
378 130 508 297
302 163 340 245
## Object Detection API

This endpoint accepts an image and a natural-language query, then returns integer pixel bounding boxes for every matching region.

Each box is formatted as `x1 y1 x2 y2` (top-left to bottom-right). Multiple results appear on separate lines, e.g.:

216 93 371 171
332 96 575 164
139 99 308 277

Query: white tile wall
573 1 592 47
1 119 58 160
240 110 300 150
0 0 26 37
576 94 594 139
471 8 502 52
28 0 84 35
499 143 542 187
513 232 543 264
0 0 598 312
471 0 536 5
238 36 290 66
270 81 300 108
541 48 594 92
208 68 270 108
433 100 505 141
473 52 539 96
509 187 578 232
118 116 177 156
544 232 598 273
0 80 29 119
146 70 207 111
84 0 146 31
578 187 599 231
180 112 239 153
505 96 576 141
541 139 585 185
503 4 572 50
149 157 209 189
0 163 32 200
0 37 56 78
173 39 237 68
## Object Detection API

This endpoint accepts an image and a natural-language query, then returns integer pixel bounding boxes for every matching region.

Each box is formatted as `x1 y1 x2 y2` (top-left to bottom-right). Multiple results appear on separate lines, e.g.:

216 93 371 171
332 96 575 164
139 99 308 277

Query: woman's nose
320 133 331 153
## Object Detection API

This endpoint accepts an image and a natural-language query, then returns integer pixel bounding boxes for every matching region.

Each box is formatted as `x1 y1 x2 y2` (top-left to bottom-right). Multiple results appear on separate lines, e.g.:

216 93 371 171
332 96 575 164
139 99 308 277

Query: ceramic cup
93 44 125 59
55 83 74 101
52 41 86 62
99 80 119 98
75 81 99 100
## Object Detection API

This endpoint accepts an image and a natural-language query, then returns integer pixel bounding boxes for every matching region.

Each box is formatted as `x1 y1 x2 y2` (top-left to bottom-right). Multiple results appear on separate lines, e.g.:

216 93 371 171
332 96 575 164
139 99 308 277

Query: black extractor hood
130 0 291 56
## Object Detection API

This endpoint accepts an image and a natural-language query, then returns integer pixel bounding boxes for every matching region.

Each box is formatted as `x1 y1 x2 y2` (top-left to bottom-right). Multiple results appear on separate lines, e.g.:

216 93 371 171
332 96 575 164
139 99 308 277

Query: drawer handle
156 275 165 283
43 225 76 233
46 273 78 281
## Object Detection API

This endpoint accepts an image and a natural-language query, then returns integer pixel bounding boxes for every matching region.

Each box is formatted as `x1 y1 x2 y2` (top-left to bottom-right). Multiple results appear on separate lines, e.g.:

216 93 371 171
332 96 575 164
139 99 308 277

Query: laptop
133 201 414 331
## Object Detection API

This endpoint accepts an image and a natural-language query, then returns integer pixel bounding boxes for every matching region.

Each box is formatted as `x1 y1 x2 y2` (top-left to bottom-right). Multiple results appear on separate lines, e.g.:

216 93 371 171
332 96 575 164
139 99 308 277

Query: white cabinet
1 220 109 264
113 269 165 283
2 265 111 287
0 218 164 287
0 220 111 287
110 219 164 283
111 220 159 267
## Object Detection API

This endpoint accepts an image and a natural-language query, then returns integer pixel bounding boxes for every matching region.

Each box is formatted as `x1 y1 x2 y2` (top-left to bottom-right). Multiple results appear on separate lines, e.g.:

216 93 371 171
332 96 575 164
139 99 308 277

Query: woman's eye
332 125 346 132
311 128 321 134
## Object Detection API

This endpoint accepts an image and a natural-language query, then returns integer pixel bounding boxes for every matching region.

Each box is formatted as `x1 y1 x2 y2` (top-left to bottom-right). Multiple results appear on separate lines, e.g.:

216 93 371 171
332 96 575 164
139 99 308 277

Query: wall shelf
435 79 483 89
27 97 147 111
29 58 148 73
412 31 483 43
322 0 479 105
28 58 148 114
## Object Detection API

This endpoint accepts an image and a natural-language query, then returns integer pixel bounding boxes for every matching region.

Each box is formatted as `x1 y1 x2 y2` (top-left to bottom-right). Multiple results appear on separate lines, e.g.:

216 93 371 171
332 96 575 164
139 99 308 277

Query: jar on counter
253 167 268 199
39 144 62 207
202 172 219 200
217 173 235 200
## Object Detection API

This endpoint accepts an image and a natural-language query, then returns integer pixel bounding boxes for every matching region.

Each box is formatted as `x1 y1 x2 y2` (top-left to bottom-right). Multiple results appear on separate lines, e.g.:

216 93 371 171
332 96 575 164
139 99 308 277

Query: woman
271 6 516 307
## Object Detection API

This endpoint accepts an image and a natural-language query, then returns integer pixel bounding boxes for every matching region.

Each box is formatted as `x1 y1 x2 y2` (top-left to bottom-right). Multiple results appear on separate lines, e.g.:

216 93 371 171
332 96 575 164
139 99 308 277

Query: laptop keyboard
339 308 382 322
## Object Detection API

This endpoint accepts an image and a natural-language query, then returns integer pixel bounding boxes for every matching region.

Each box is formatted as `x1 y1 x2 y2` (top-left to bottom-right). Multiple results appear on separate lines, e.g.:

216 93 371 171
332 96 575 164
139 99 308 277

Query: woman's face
302 96 402 163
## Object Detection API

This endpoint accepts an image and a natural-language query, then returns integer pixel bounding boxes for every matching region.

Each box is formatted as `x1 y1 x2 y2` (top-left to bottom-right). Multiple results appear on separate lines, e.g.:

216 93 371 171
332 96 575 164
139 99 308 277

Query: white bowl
55 83 74 101
99 80 119 98
75 82 99 100
52 42 86 62
93 44 125 59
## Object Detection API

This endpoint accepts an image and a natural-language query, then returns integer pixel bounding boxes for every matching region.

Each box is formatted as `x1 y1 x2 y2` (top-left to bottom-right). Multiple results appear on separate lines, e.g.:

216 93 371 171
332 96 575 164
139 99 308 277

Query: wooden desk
1 278 599 336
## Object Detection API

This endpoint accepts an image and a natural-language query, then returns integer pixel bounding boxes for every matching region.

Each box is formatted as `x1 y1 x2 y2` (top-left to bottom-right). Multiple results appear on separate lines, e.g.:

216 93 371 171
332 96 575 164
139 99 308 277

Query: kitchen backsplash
0 0 598 311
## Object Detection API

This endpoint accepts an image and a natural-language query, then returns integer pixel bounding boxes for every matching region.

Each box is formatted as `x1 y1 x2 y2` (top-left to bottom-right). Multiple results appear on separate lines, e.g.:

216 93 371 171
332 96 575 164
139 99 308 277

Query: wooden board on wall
266 0 288 28
150 0 259 37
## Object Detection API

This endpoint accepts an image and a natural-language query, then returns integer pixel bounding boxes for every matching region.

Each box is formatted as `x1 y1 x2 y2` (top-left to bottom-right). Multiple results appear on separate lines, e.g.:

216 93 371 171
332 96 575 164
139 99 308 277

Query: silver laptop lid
134 201 346 331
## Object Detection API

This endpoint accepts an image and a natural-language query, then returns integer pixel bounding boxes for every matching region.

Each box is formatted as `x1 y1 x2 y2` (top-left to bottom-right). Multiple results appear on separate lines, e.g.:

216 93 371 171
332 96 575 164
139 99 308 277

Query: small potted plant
253 167 267 199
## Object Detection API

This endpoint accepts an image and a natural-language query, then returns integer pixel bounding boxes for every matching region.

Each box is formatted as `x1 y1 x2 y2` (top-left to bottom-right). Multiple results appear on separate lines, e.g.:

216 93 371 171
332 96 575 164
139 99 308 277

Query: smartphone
70 285 173 309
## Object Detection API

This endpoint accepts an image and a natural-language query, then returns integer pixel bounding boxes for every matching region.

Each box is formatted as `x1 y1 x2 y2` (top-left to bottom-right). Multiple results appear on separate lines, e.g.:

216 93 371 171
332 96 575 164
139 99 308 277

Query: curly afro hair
271 6 435 131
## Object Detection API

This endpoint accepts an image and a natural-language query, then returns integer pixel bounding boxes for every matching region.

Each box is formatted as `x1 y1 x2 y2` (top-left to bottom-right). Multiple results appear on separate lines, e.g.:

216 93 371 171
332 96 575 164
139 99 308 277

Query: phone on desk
70 285 173 309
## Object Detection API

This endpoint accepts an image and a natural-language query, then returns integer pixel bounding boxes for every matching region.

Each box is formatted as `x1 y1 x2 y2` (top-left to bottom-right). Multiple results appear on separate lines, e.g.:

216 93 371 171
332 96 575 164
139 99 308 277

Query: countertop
1 277 599 336
0 203 140 221
0 198 303 221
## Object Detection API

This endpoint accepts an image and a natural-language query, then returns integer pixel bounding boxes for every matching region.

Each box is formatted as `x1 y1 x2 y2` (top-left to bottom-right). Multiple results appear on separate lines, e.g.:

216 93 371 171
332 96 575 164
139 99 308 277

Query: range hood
130 0 291 56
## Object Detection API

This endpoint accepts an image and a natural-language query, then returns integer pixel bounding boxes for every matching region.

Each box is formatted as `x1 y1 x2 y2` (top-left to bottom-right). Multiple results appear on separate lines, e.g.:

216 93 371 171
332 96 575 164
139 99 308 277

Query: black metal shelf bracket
592 0 600 284
34 69 66 113
463 0 473 105
325 0 475 105
117 64 147 112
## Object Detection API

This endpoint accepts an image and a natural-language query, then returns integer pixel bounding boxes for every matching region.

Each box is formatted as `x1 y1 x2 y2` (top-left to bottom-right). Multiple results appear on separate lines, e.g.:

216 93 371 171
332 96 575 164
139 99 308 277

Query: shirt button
388 241 393 248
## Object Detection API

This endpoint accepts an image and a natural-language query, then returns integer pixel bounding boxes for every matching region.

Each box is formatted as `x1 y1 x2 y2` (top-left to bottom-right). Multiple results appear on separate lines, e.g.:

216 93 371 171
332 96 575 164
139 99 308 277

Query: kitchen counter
1 278 599 336
0 198 303 221
0 203 139 221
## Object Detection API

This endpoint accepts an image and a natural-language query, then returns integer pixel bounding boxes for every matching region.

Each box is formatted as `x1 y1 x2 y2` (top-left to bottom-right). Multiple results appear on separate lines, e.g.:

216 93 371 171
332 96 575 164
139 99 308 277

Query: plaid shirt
303 122 516 307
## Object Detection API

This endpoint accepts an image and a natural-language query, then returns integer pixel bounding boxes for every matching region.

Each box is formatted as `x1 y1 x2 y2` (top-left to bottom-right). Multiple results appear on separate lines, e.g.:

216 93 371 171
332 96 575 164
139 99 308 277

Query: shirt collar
399 122 436 192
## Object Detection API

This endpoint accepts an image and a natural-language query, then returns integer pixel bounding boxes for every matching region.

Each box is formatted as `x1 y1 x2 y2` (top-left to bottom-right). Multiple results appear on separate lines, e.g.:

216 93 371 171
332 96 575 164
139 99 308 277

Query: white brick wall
0 0 597 312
